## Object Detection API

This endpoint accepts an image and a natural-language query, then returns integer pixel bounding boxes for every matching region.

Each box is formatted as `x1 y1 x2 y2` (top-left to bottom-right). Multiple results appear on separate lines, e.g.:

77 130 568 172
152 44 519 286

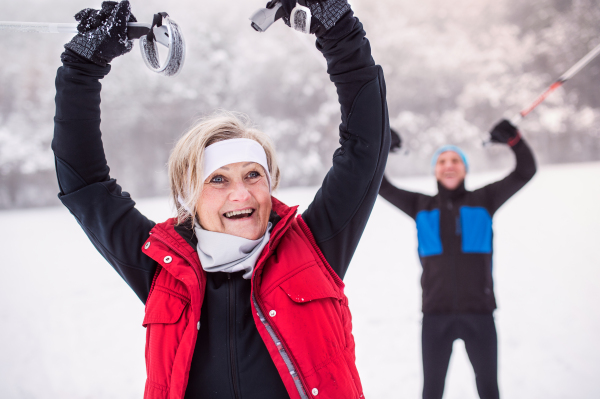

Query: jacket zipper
254 214 309 398
252 291 309 399
228 274 241 399
447 200 460 312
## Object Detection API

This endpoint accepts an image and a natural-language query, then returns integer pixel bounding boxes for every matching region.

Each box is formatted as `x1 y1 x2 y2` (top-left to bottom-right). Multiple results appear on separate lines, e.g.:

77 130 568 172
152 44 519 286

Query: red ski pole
510 42 600 125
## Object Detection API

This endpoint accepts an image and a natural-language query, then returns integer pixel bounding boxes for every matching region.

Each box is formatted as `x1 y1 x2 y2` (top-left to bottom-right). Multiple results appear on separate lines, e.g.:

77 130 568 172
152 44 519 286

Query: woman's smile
223 207 254 219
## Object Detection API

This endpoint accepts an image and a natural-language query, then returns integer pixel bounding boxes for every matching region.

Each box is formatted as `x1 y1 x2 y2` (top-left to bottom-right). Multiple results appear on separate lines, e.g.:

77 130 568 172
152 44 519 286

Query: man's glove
489 119 521 147
279 0 351 36
62 1 137 66
390 128 402 153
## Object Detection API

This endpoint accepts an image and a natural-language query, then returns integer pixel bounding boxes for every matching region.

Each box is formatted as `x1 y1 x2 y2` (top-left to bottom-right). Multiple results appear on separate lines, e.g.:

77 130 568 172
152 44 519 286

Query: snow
1 162 599 398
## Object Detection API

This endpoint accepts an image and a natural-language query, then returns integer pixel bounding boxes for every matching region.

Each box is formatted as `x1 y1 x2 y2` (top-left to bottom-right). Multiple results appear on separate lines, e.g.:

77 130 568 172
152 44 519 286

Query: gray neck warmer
194 223 272 280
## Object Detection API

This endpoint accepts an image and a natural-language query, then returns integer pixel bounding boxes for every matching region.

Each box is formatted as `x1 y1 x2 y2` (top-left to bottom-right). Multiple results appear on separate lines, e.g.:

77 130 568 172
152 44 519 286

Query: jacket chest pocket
143 287 191 390
266 265 348 374
144 287 189 325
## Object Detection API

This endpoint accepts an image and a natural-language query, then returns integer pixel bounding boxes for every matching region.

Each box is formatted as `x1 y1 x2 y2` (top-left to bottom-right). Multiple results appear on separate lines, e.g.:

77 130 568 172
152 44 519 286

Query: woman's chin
222 218 266 240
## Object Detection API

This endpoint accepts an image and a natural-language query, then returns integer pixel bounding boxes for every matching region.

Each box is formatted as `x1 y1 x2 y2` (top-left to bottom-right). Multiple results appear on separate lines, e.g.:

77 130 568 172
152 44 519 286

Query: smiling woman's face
196 161 272 240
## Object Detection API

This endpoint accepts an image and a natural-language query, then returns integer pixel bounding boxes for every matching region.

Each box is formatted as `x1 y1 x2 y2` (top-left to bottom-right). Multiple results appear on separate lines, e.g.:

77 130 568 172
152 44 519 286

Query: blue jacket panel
460 206 493 254
417 206 493 258
416 209 443 257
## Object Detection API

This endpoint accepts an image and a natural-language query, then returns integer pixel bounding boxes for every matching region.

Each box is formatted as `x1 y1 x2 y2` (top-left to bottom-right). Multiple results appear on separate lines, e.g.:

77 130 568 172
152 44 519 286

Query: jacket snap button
197 321 201 331
164 256 172 263
269 310 276 317
312 388 318 395
144 242 150 249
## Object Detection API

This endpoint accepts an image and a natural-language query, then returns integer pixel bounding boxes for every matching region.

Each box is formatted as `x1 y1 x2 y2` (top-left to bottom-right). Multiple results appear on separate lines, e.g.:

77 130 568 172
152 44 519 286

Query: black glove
489 119 521 146
279 0 351 36
62 1 137 67
390 128 402 153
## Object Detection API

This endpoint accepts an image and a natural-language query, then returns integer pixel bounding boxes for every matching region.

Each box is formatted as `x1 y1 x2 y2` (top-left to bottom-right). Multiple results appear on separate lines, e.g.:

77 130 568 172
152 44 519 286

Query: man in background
379 120 536 399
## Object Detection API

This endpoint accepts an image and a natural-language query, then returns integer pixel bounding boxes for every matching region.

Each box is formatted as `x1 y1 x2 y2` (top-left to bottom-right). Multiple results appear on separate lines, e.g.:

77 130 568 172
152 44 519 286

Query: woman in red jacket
52 1 389 398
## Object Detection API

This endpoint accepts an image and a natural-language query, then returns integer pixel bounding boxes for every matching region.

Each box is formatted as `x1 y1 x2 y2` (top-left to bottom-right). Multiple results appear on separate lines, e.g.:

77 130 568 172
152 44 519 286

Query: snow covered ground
1 162 599 398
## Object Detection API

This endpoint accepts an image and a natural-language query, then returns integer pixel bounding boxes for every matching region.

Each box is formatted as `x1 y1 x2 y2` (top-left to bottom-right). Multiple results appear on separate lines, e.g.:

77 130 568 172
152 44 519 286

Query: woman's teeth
225 209 254 219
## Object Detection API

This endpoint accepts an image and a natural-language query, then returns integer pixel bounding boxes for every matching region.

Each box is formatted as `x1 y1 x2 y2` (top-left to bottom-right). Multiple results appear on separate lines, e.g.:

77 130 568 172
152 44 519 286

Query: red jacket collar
267 197 299 250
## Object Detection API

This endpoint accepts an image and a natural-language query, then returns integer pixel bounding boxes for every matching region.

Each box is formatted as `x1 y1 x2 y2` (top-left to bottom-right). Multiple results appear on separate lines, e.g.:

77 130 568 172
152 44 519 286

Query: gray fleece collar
194 222 272 279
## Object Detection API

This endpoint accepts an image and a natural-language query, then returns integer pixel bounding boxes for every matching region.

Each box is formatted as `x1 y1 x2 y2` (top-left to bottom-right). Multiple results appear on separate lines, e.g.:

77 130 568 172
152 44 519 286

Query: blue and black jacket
379 139 536 314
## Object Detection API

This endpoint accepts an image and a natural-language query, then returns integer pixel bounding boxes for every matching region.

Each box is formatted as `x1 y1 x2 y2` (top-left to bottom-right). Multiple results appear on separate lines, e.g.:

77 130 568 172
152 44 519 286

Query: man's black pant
422 313 499 399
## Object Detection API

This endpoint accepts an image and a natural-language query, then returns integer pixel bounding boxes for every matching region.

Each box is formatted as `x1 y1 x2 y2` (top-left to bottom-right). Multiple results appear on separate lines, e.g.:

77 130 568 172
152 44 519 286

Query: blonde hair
168 110 280 226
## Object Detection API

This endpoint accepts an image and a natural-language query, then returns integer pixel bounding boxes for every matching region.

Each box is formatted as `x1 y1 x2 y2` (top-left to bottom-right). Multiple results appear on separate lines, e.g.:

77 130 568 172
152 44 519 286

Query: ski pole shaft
510 42 600 125
0 17 184 76
0 21 151 40
560 42 600 81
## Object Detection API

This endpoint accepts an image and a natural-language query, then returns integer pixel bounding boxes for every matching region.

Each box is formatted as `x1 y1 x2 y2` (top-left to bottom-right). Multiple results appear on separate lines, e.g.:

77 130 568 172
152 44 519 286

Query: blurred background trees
1 0 599 208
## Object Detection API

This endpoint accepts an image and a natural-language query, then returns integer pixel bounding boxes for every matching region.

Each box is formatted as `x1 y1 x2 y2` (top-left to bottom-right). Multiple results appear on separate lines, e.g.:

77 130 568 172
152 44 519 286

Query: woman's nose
229 181 251 202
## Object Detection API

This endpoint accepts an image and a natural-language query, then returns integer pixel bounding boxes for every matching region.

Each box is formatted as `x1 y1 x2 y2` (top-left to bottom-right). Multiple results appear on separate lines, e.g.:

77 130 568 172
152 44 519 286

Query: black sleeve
378 174 424 220
478 138 537 215
301 12 390 280
52 61 157 303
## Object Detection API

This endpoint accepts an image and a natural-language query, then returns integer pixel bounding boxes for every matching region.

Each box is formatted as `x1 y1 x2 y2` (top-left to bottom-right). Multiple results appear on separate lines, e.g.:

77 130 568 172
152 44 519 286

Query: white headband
203 138 272 190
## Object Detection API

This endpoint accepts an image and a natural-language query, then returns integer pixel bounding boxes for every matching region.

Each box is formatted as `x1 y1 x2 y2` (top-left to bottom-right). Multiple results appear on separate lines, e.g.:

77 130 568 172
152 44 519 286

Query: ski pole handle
249 1 283 32
248 0 313 34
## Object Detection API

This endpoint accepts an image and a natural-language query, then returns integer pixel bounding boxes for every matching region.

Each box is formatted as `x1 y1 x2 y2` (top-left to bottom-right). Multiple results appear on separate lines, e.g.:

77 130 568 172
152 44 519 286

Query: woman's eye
247 171 261 179
210 175 225 183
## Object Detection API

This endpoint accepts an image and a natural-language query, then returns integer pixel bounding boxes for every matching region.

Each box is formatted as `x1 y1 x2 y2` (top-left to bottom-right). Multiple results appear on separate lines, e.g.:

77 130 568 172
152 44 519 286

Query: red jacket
140 198 364 399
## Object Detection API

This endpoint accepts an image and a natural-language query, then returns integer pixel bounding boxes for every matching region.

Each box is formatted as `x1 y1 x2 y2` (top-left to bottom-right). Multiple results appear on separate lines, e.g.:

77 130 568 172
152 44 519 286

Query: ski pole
0 15 185 77
510 42 600 126
0 21 154 40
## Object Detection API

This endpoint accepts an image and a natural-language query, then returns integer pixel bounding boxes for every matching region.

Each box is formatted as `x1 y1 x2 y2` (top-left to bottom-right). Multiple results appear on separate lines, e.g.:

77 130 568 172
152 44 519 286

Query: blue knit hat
431 145 469 173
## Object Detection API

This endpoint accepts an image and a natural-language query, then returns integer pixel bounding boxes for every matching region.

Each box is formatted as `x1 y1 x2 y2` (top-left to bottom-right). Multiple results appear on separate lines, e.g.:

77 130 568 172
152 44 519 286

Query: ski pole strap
139 13 186 77
507 131 522 147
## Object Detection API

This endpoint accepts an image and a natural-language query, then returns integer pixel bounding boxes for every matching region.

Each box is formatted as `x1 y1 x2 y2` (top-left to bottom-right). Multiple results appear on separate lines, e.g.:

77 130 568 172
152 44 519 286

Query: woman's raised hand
279 0 351 36
62 1 137 66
